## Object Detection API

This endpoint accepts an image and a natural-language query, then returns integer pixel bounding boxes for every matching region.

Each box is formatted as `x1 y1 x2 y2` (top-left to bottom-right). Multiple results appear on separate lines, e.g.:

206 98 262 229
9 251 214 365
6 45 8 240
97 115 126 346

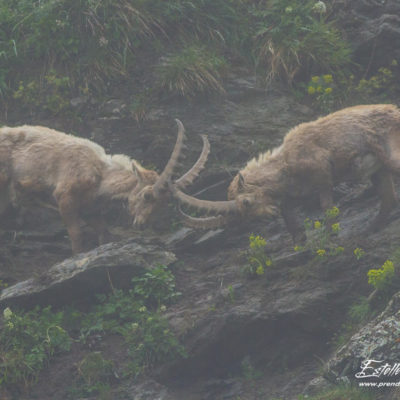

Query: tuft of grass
155 44 227 98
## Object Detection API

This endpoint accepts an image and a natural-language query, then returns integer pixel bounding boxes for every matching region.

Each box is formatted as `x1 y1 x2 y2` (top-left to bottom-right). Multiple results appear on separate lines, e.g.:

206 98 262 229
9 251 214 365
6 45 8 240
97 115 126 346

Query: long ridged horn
178 207 227 229
153 119 186 197
170 183 238 214
174 134 210 189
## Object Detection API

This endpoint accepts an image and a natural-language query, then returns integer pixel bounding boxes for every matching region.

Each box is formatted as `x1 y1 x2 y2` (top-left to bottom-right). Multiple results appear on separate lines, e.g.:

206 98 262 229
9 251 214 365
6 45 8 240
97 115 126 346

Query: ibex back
0 121 209 253
171 104 400 241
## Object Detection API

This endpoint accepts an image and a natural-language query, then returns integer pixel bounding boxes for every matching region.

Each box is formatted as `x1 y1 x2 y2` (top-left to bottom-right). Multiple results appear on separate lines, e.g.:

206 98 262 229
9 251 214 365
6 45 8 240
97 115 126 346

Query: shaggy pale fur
228 104 400 240
0 125 159 253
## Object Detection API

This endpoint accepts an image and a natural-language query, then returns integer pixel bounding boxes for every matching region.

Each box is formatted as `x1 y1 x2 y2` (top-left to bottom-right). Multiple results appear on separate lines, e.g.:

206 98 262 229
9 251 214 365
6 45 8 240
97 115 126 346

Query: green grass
0 0 353 106
0 265 185 393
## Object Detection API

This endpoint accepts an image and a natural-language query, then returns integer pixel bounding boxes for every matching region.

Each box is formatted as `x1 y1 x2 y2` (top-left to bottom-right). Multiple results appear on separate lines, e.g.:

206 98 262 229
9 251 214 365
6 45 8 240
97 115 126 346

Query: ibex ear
238 173 245 191
132 160 144 182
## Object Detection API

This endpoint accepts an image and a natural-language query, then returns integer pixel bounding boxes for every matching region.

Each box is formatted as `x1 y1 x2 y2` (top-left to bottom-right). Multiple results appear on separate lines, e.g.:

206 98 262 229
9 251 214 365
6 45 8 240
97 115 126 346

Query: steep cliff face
1 77 399 399
0 2 400 399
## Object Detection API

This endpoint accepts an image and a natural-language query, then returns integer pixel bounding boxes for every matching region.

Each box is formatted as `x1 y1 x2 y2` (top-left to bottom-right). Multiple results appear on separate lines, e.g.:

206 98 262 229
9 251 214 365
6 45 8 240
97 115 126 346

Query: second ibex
172 104 400 241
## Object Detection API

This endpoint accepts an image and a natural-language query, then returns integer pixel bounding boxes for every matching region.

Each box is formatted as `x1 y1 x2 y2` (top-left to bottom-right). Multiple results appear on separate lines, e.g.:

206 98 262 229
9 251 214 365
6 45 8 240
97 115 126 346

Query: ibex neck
99 168 137 200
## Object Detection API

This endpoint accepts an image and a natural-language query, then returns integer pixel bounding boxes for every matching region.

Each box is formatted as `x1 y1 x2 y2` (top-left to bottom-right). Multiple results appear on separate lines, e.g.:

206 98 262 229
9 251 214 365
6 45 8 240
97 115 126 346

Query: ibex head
129 119 211 228
169 152 283 229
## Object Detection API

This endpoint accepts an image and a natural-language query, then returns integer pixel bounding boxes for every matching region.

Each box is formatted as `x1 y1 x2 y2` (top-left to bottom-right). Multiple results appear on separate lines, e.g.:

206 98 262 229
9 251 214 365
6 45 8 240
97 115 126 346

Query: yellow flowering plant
305 74 335 112
243 234 273 277
367 260 395 292
294 207 345 260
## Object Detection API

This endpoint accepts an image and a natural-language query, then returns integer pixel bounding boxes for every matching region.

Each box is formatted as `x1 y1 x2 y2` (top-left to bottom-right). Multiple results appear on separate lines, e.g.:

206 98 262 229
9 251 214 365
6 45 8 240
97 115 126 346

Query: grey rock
326 291 400 382
70 96 88 109
0 239 176 308
124 379 172 400
334 0 400 67
102 99 127 116
303 377 333 396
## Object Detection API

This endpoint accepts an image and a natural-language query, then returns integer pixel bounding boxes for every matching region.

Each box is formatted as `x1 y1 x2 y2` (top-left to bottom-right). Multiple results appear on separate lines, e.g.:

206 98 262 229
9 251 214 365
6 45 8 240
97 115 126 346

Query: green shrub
252 0 351 84
78 265 186 378
122 311 186 377
13 70 71 114
243 234 272 277
294 206 344 259
0 0 353 104
73 352 114 399
131 264 181 308
368 260 395 292
0 265 185 390
0 306 71 388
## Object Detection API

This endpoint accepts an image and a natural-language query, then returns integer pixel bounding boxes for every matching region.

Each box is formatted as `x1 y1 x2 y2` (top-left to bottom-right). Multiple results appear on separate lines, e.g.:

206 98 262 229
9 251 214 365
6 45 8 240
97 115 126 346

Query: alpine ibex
0 120 209 253
171 104 400 241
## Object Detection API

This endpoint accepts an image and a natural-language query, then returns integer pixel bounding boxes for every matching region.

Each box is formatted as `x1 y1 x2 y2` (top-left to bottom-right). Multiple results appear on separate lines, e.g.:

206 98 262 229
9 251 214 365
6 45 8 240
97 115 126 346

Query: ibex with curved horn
171 104 400 241
0 120 209 253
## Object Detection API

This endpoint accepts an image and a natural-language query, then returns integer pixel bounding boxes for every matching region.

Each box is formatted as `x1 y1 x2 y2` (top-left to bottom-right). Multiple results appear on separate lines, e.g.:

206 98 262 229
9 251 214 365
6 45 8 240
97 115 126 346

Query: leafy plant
353 60 399 103
13 70 71 115
243 234 272 277
304 74 335 112
131 264 181 309
77 265 185 378
367 260 395 292
122 311 186 377
0 306 71 389
353 247 365 261
73 352 114 399
252 0 351 84
294 206 344 260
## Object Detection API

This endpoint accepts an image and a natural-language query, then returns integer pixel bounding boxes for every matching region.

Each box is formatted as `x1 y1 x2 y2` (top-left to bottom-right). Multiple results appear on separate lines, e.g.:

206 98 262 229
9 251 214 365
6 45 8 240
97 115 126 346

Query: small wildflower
325 206 339 219
354 247 365 260
3 307 12 320
314 220 322 229
308 86 316 95
139 306 147 313
99 36 108 47
160 305 167 312
334 246 344 254
265 258 272 267
323 74 333 83
285 6 293 13
131 322 139 331
316 249 326 257
317 86 323 93
304 218 312 229
368 260 394 290
312 1 327 14
324 87 333 94
256 266 265 275
331 223 340 233
391 59 398 66
311 76 320 83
